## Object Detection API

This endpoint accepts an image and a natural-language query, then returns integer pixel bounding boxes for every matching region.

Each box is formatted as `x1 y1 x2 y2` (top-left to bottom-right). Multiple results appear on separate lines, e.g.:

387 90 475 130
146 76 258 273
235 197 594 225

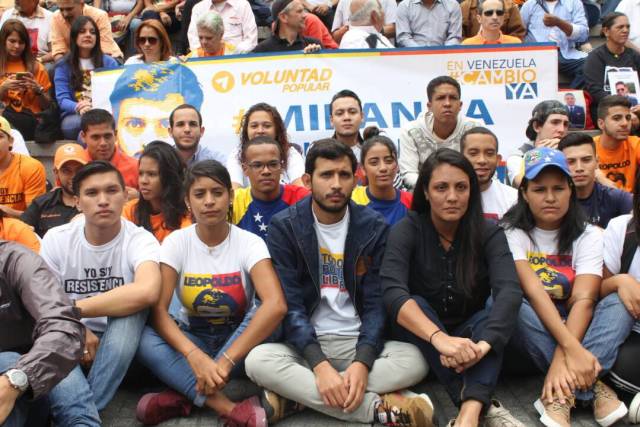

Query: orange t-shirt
594 135 640 192
0 153 47 212
0 59 52 114
462 32 522 45
123 199 191 243
0 216 41 253
84 147 139 188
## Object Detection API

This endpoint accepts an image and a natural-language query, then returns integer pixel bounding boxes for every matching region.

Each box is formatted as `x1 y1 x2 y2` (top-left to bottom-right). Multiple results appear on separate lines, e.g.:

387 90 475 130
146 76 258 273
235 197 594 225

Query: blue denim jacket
267 197 389 369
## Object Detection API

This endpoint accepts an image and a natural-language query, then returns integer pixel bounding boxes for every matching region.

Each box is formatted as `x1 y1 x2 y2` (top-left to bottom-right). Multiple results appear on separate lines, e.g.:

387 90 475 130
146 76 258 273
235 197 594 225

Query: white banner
92 43 558 159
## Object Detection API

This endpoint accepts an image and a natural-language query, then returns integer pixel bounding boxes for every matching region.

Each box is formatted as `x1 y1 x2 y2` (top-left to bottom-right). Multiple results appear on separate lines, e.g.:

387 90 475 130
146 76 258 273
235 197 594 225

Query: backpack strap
620 218 638 274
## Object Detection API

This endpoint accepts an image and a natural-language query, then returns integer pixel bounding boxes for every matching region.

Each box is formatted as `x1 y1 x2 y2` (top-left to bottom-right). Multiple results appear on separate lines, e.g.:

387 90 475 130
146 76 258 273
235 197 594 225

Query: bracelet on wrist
222 351 236 367
428 329 442 344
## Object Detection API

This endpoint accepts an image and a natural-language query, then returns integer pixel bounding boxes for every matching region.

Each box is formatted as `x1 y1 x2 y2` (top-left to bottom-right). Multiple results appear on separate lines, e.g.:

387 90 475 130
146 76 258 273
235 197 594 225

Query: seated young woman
135 160 287 427
352 127 413 225
123 141 191 243
502 147 634 427
380 148 524 427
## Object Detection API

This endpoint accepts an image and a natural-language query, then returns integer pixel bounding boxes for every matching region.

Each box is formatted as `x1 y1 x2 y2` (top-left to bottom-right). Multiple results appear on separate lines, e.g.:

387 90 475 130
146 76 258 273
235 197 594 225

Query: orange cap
54 144 88 169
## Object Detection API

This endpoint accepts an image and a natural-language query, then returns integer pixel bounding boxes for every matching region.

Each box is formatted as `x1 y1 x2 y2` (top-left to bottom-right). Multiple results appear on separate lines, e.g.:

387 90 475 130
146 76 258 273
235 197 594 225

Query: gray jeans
245 336 428 423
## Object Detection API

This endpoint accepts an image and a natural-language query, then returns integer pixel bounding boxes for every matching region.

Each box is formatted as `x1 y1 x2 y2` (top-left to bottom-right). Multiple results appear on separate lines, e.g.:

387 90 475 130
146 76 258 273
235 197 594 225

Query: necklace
438 233 454 245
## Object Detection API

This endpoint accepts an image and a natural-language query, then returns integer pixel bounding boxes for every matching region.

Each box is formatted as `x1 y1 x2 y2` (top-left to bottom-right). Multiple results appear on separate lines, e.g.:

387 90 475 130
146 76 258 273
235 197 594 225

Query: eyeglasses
138 36 159 46
482 9 505 16
245 161 283 172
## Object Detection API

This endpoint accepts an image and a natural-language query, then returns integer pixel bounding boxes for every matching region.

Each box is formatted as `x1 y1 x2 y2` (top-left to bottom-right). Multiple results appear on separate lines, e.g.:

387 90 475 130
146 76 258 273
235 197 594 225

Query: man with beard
245 139 434 426
21 144 87 237
168 104 226 167
252 0 322 52
460 127 517 220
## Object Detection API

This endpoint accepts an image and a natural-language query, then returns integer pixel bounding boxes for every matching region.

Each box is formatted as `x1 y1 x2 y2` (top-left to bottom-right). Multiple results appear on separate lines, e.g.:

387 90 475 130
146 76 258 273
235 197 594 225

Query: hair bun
363 126 381 140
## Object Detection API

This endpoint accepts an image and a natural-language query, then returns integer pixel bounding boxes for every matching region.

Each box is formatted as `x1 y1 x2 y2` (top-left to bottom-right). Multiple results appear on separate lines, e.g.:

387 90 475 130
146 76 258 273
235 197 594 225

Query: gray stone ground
102 375 638 426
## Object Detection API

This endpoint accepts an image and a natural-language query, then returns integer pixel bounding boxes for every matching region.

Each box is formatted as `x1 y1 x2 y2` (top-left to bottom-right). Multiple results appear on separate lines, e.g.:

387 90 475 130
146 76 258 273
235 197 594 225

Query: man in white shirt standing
187 0 257 53
339 0 394 48
40 160 161 412
0 0 53 64
461 126 517 220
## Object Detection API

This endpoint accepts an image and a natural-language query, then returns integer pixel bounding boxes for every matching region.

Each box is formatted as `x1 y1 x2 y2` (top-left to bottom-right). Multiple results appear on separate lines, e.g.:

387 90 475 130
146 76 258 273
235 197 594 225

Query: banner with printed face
92 44 558 159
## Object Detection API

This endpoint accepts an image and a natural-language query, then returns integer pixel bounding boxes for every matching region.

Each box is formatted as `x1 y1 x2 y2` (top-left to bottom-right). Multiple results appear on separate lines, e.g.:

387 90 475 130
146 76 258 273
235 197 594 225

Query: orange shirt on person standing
122 199 191 243
0 153 47 212
0 216 41 253
83 147 139 189
594 135 640 192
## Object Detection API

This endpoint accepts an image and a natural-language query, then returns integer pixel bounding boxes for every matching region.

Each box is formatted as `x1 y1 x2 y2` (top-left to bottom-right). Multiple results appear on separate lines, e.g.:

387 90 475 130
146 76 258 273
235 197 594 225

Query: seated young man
40 160 161 412
0 241 97 427
21 143 87 238
245 139 433 426
559 133 632 228
232 136 309 241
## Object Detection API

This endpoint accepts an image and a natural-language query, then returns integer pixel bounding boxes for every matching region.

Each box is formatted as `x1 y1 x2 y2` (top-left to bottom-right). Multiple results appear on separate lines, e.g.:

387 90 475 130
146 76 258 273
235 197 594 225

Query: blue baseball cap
523 147 571 180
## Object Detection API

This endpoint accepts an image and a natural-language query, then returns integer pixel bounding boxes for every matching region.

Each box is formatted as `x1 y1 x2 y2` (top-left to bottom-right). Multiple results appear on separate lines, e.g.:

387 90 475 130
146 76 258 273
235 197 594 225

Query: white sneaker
483 400 526 427
534 396 574 427
629 392 640 424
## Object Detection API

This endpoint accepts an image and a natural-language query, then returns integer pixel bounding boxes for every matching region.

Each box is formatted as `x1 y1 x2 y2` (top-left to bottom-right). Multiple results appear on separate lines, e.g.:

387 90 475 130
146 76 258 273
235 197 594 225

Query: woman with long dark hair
381 148 523 427
352 127 412 225
54 16 118 140
0 19 51 140
502 147 633 427
123 141 190 242
135 160 287 426
227 102 304 189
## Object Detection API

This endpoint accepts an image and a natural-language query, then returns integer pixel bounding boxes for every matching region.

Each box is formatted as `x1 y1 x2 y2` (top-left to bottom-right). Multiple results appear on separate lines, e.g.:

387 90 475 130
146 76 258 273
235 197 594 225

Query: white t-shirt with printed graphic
481 180 518 220
310 208 361 337
505 224 603 316
161 223 269 326
41 218 160 332
603 214 640 333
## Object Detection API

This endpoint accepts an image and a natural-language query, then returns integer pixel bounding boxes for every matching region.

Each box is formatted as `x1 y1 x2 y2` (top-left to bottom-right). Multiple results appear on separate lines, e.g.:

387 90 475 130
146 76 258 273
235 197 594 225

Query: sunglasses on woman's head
482 9 505 16
138 36 159 45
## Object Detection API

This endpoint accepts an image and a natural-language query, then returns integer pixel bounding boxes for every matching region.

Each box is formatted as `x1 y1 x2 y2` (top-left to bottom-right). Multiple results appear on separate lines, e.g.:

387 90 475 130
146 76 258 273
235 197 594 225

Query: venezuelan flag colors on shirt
351 186 412 225
232 185 310 239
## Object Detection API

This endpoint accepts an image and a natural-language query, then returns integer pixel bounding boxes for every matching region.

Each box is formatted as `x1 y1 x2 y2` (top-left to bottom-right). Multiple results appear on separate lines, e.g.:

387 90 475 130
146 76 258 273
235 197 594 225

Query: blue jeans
61 114 82 141
0 352 100 427
136 308 254 407
391 295 503 407
559 53 586 89
512 294 634 400
47 310 148 415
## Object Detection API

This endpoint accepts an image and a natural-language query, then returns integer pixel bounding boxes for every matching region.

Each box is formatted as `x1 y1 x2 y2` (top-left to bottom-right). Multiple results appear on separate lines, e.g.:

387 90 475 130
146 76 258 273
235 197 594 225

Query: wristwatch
3 369 29 393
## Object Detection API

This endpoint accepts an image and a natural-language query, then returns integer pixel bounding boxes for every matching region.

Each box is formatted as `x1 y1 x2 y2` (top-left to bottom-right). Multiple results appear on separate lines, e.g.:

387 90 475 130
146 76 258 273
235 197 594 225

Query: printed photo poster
557 89 587 129
608 69 640 107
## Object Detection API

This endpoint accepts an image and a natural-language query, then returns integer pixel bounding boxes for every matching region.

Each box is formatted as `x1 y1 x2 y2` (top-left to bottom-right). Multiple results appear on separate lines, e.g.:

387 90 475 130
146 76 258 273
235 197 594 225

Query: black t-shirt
20 188 79 237
578 182 633 229
252 34 322 53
